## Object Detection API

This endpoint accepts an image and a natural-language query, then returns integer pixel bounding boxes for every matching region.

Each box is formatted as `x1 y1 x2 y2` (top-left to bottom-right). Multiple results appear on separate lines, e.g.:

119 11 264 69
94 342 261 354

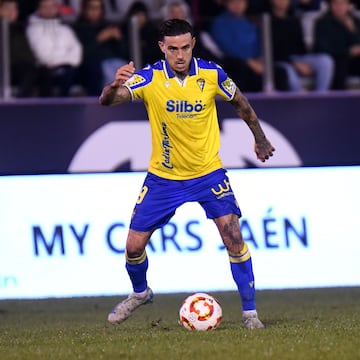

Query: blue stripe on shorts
130 168 242 232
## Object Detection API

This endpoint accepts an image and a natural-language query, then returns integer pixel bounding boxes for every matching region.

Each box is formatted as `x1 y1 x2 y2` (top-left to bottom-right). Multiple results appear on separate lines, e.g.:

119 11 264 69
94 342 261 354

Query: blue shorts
130 168 242 232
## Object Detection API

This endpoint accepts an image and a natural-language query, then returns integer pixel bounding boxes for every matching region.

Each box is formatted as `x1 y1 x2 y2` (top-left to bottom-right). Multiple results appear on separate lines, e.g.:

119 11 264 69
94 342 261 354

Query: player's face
158 33 195 74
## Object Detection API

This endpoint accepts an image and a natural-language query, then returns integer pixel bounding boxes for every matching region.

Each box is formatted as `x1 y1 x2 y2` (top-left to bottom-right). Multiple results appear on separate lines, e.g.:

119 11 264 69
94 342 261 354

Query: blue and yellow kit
124 57 237 180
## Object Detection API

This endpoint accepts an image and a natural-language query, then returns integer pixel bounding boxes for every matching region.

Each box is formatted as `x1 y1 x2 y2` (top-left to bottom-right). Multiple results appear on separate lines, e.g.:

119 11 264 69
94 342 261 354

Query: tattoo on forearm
230 89 255 120
230 88 266 141
99 85 130 106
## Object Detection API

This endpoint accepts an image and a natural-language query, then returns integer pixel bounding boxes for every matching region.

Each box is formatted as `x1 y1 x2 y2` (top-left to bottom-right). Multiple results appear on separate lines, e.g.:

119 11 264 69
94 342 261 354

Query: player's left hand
254 138 275 162
111 61 136 88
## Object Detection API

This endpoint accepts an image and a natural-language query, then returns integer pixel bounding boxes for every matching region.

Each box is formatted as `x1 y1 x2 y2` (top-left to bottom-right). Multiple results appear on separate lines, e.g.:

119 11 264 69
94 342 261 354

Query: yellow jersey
124 57 236 180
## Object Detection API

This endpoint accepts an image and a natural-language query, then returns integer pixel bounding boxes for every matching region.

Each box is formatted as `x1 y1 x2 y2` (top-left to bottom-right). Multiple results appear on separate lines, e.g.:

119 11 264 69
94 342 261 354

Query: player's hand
254 138 275 162
110 61 136 88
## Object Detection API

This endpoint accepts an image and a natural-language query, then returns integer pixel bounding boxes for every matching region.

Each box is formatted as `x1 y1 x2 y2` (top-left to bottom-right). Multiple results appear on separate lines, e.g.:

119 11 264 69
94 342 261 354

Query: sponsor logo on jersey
161 122 173 169
166 100 206 113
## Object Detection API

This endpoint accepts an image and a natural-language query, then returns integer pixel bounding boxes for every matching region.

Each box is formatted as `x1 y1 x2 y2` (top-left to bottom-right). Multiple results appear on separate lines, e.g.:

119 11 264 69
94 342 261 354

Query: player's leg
195 169 264 329
108 172 183 324
214 214 264 329
125 229 152 293
108 229 154 324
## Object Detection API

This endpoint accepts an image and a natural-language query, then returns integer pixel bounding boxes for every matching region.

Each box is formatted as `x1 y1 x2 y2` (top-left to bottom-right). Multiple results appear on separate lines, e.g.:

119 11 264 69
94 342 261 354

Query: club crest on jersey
197 78 205 92
221 78 236 95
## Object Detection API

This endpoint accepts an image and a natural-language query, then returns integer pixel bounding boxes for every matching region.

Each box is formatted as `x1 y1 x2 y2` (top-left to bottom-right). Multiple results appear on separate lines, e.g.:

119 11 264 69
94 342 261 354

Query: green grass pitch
0 287 359 360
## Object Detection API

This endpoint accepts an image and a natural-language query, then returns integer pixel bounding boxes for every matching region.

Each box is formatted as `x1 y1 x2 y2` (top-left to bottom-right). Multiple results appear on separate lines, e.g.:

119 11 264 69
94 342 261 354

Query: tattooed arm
99 61 135 106
230 87 275 162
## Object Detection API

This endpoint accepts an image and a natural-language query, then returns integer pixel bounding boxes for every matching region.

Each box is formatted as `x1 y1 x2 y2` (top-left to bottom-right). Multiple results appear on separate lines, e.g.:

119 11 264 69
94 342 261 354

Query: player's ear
191 37 196 49
158 40 165 54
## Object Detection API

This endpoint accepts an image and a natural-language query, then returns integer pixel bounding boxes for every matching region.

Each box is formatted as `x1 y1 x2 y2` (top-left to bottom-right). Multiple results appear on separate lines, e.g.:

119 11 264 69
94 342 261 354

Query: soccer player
99 19 275 330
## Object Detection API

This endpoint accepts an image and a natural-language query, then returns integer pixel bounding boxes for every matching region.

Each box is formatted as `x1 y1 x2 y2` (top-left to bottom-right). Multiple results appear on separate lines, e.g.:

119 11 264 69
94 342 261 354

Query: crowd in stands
1 0 360 97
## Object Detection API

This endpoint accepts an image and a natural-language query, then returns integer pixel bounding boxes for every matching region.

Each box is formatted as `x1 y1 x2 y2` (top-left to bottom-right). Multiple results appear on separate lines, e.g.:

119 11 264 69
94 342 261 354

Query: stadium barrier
0 16 11 100
1 92 360 175
1 167 359 299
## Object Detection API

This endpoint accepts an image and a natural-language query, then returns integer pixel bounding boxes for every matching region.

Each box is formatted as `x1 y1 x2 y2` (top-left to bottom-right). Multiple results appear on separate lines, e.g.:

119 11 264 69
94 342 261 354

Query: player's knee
125 230 151 257
221 231 244 254
125 244 146 258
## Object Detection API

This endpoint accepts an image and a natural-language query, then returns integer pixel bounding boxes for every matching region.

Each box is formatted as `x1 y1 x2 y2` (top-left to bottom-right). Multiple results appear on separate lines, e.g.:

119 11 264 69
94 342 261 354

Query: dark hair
158 19 194 40
80 0 105 17
126 1 149 17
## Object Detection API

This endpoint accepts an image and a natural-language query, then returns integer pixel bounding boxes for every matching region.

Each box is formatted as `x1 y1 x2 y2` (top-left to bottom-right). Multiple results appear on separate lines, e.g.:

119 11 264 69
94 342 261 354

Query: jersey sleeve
216 64 237 101
123 65 153 100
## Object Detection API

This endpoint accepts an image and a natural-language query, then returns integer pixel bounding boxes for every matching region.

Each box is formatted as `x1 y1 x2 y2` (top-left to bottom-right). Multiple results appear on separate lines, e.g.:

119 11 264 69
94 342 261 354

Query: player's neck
174 71 188 81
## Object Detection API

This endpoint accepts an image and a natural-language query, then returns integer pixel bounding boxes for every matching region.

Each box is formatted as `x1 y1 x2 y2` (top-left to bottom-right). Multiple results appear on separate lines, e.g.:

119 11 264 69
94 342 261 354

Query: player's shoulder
196 58 223 71
196 58 228 79
196 58 236 99
125 62 159 89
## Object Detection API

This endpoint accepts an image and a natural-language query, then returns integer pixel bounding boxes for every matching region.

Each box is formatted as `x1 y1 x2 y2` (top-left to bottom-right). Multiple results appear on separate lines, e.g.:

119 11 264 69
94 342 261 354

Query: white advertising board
0 167 359 299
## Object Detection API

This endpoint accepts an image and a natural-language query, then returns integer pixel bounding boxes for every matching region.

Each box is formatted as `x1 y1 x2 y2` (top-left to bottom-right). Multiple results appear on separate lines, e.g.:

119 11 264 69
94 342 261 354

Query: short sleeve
216 65 237 101
124 65 153 100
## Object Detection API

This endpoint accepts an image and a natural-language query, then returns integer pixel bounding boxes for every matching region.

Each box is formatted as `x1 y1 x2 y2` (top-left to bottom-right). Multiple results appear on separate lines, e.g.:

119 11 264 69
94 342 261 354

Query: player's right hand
111 61 136 87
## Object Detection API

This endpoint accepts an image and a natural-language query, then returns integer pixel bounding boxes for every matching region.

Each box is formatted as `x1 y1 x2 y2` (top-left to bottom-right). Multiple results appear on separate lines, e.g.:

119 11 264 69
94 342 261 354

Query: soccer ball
179 292 222 331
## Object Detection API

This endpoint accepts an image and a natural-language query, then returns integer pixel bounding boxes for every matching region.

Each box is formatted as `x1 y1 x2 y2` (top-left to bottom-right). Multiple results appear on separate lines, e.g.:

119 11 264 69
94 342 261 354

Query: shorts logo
211 179 233 199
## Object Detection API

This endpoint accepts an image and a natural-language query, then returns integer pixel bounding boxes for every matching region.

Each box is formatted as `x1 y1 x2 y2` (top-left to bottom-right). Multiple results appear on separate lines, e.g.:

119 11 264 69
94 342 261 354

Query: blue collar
163 58 198 78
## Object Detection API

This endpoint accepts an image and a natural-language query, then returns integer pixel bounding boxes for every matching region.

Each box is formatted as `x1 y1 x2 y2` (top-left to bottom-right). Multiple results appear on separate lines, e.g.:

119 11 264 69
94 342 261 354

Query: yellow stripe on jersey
124 58 236 180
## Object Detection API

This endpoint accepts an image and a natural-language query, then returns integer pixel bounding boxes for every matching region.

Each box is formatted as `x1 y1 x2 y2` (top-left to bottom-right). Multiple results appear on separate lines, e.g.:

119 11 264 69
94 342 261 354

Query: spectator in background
351 0 360 9
17 0 37 23
270 0 333 91
314 0 360 89
210 0 288 92
121 1 162 67
17 0 81 23
161 0 224 63
246 0 270 14
161 0 192 24
292 0 324 11
26 0 82 96
0 0 38 97
192 0 225 30
73 0 129 95
57 0 79 23
102 0 162 22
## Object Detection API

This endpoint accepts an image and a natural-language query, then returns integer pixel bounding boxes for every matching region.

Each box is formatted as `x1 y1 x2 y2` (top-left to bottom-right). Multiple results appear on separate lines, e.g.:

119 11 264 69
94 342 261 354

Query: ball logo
189 296 214 321
166 100 205 113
